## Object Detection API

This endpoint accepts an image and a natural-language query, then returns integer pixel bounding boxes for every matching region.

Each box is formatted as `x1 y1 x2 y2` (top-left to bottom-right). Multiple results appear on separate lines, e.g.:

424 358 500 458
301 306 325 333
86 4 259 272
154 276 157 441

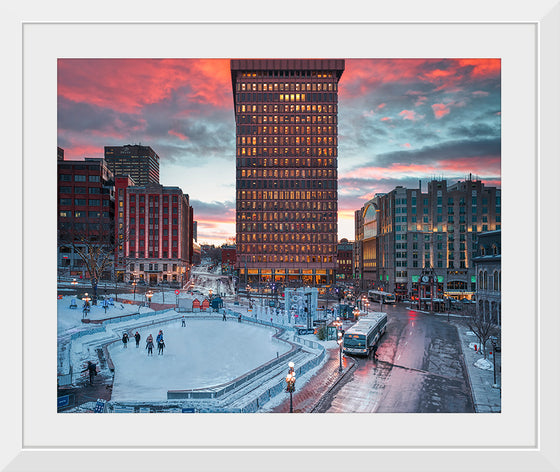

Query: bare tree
58 217 115 304
465 311 499 359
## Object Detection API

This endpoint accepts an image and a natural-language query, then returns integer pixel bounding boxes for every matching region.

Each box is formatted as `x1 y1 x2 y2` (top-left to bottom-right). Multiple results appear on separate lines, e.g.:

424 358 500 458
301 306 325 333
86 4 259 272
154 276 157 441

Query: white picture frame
4 1 559 470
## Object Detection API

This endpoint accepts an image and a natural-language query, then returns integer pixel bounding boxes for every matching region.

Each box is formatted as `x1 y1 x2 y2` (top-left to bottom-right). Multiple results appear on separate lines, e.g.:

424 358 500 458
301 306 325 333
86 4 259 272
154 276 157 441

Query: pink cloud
399 110 417 121
432 103 451 119
381 117 391 122
377 103 386 109
472 90 490 97
168 129 189 140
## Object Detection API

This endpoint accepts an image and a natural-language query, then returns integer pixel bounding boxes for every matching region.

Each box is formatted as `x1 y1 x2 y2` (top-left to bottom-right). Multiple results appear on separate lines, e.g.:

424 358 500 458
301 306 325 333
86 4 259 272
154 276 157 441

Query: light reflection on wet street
316 304 474 413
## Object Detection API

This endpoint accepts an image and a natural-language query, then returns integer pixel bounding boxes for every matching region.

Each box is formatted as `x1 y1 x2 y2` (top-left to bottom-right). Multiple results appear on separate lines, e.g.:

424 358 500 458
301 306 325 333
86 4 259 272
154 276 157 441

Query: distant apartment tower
57 157 115 279
114 178 193 286
231 59 345 286
57 146 64 161
104 144 160 185
336 239 354 282
355 178 501 301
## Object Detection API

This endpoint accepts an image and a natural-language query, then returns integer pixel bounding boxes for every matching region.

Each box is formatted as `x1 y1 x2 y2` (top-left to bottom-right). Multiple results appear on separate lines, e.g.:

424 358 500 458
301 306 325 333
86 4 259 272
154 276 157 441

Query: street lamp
131 281 137 301
71 278 78 288
337 331 343 372
285 361 296 413
365 300 369 314
353 306 360 321
491 339 499 389
146 290 153 308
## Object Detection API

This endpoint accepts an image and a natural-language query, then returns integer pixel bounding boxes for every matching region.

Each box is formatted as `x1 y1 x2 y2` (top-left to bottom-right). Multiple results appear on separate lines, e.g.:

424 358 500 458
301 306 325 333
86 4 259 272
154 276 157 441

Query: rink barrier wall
58 308 176 385
166 311 327 412
167 323 300 400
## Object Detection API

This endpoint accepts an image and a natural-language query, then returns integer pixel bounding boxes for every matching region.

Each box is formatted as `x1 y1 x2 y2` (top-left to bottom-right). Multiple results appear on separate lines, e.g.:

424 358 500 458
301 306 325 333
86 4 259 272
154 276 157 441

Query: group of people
121 329 165 355
145 330 165 356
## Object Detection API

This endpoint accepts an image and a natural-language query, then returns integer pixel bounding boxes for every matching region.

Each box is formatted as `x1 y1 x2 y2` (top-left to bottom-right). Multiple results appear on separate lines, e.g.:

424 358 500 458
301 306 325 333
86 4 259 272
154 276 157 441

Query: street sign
94 399 106 413
57 395 70 409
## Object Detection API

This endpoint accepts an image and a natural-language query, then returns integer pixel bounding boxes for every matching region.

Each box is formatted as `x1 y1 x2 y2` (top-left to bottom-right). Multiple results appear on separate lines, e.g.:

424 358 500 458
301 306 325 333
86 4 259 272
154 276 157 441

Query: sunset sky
57 58 501 245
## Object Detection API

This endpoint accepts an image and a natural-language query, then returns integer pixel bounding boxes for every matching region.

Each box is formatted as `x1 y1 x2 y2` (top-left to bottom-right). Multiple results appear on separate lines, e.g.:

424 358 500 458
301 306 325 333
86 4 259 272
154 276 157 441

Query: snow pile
474 358 494 371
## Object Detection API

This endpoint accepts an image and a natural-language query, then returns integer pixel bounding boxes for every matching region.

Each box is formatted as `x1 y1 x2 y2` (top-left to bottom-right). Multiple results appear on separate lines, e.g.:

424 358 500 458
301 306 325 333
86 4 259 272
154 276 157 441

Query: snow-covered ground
57 296 153 334
109 320 289 402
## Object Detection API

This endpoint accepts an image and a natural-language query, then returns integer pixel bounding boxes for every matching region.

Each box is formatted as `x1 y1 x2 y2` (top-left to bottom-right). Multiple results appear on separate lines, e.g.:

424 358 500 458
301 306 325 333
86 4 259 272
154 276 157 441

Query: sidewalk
454 322 501 413
271 348 355 413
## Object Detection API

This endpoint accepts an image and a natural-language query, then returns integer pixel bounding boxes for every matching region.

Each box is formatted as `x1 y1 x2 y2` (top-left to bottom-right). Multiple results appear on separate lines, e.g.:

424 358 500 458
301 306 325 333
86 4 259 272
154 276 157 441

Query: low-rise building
473 230 501 325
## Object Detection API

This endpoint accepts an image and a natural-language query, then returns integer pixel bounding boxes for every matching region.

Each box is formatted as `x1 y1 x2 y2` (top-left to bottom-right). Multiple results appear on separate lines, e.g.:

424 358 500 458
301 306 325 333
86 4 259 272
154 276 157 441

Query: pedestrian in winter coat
122 332 129 348
146 335 154 356
156 330 164 344
222 312 227 321
157 338 165 355
134 331 141 347
372 343 378 359
82 361 97 385
181 317 186 327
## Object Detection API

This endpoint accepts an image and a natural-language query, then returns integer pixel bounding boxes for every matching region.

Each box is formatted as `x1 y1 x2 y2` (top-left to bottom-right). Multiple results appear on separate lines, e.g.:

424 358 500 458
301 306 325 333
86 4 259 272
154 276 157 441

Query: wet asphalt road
316 303 474 413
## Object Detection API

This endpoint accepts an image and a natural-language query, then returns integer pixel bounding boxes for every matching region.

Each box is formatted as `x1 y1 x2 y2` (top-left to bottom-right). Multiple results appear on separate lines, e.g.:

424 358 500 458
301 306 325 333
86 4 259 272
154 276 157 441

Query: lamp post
365 300 370 314
332 316 342 342
337 331 343 372
132 281 137 301
353 306 360 321
285 361 296 413
491 339 498 389
146 290 153 308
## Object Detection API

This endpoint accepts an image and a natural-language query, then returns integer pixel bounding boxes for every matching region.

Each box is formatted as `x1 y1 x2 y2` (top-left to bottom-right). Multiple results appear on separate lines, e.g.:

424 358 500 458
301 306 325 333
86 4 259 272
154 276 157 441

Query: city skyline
58 58 501 245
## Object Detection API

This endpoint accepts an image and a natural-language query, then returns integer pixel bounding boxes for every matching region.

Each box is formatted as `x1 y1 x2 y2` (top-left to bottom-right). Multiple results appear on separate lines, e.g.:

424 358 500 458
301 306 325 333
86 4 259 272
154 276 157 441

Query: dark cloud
356 138 501 169
190 199 235 221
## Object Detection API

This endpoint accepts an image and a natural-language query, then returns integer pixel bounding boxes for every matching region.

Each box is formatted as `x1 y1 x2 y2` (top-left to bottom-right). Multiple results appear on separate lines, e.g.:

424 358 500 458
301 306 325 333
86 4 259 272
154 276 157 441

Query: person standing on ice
134 331 141 348
181 316 186 327
82 361 97 385
146 334 154 356
122 332 129 348
156 330 164 344
222 312 227 321
157 338 165 355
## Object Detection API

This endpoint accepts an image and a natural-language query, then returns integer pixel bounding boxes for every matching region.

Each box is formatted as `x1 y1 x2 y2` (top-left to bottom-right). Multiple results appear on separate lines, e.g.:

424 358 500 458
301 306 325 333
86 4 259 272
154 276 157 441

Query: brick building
57 156 115 280
114 178 193 286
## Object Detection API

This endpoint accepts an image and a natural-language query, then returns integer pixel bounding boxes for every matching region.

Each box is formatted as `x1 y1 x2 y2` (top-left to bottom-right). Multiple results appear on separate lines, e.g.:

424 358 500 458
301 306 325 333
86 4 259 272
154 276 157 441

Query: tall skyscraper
104 144 160 185
231 59 345 286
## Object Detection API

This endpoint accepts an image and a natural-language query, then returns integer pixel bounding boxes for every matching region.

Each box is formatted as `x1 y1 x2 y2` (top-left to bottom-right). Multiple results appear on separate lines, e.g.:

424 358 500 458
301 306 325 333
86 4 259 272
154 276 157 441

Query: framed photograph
5 1 559 470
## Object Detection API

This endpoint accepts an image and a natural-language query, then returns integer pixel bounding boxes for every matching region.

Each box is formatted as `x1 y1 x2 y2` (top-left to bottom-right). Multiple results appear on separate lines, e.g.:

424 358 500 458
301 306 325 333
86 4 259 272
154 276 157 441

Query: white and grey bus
342 312 388 356
367 290 397 304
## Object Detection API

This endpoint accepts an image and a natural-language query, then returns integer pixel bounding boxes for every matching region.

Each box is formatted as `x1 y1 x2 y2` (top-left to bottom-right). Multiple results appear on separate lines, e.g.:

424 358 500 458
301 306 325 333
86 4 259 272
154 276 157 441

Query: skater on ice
181 316 186 327
134 331 141 347
146 334 154 356
157 338 165 355
122 332 129 348
156 330 164 344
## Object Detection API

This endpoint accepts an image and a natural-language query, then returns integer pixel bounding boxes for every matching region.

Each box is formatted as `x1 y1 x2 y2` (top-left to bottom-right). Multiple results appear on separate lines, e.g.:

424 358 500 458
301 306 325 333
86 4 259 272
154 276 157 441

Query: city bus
368 290 397 304
342 312 388 356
